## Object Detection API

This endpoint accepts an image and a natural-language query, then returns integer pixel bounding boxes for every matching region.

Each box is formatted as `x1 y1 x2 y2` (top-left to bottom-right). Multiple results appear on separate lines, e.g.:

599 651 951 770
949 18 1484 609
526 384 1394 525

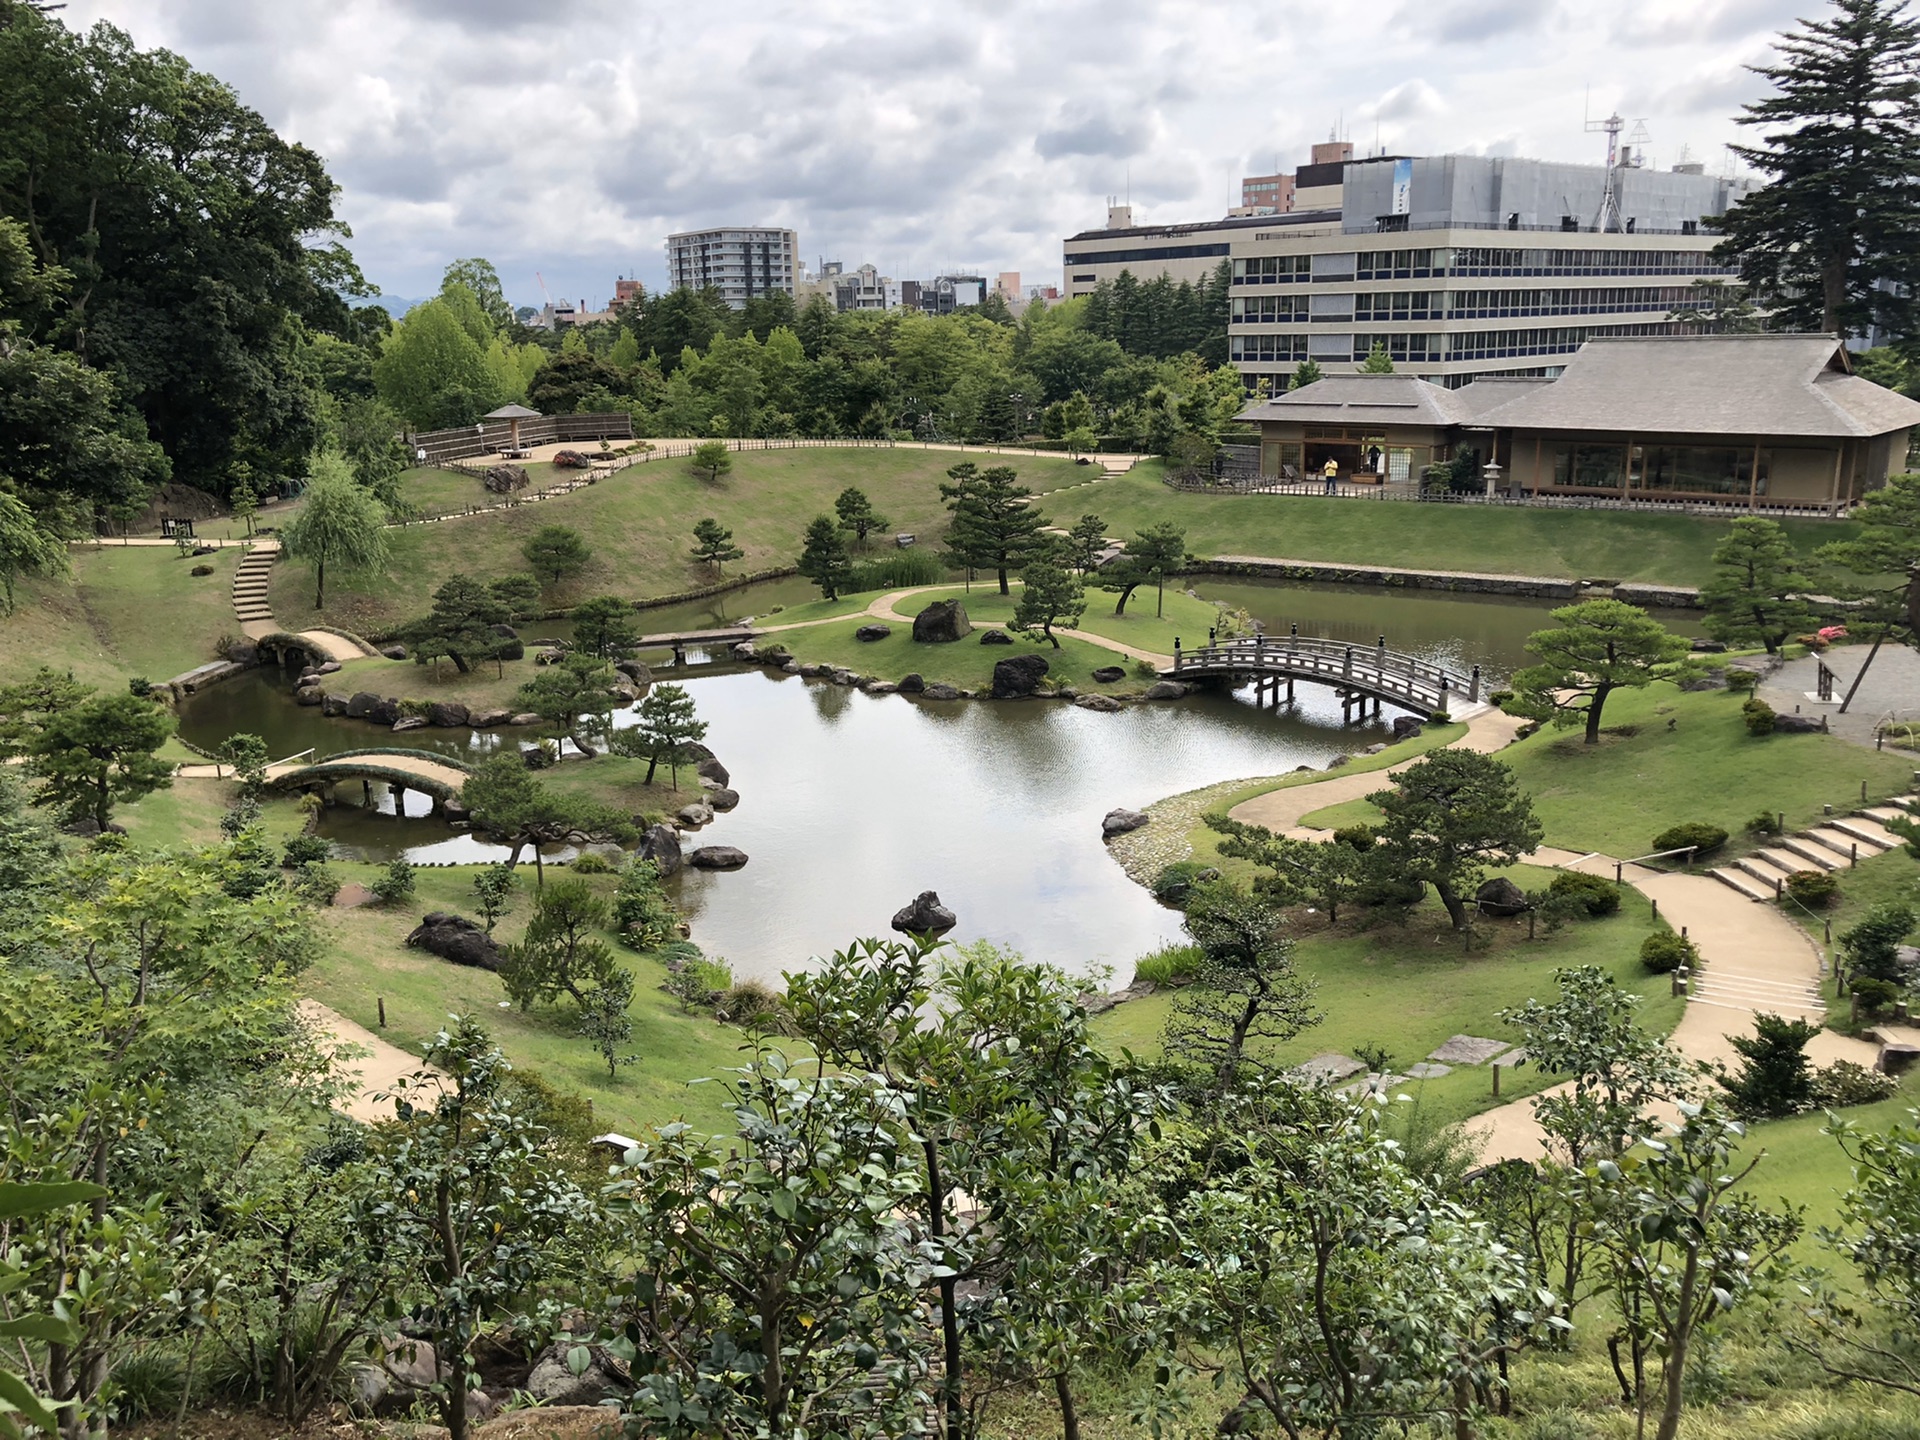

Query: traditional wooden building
1237 334 1920 508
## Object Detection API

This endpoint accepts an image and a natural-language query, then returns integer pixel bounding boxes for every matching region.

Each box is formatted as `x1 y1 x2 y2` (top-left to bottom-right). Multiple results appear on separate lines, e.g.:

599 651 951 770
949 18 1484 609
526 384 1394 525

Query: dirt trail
298 999 443 1123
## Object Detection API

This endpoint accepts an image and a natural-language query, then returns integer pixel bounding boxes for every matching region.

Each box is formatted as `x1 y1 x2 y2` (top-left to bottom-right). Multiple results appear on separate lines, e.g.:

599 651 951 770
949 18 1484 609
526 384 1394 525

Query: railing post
1174 639 1182 669
1343 646 1353 679
1470 665 1481 702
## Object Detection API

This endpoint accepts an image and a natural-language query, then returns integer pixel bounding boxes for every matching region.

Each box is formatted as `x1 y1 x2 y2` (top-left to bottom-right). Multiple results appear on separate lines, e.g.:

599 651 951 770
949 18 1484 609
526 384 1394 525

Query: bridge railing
1171 635 1482 707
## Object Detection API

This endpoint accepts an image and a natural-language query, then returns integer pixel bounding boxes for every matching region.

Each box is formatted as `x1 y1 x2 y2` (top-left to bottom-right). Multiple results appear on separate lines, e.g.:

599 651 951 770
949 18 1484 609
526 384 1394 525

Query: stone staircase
232 546 278 629
1707 798 1912 904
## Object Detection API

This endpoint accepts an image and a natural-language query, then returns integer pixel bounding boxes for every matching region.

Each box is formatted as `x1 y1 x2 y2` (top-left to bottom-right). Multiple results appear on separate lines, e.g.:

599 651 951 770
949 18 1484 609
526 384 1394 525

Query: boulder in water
891 890 958 935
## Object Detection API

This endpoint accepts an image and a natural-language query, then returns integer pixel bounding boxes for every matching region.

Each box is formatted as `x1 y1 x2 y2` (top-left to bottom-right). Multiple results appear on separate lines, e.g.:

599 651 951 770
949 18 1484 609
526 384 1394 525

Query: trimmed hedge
1548 870 1621 918
1640 930 1698 974
1650 821 1729 858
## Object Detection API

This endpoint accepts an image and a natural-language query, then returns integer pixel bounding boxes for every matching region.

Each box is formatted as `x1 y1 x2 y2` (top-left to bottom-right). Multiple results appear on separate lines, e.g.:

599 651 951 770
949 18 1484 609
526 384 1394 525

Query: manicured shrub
282 834 332 867
1640 930 1698 974
370 857 416 905
190 562 215 576
1785 869 1840 908
1748 810 1783 836
521 740 556 770
1332 824 1377 852
1429 708 1452 724
1548 870 1621 918
127 677 154 698
713 979 785 1029
1743 697 1776 735
569 850 613 874
1849 976 1901 1016
1724 668 1760 693
1811 1058 1899 1109
1133 943 1203 986
1488 689 1515 708
1153 860 1221 906
292 862 340 906
1841 903 1917 983
1650 821 1729 858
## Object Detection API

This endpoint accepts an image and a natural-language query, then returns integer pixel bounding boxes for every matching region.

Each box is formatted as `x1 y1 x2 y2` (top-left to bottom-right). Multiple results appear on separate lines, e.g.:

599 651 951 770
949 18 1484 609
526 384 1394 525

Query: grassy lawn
111 775 310 851
306 862 746 1136
1 546 245 689
1500 683 1918 860
540 752 699 821
1093 866 1683 1132
269 448 1094 636
1075 465 1859 588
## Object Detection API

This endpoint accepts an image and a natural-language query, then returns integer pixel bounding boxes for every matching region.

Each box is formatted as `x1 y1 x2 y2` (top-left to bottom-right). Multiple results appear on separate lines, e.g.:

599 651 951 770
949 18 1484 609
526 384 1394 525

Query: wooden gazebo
483 403 541 457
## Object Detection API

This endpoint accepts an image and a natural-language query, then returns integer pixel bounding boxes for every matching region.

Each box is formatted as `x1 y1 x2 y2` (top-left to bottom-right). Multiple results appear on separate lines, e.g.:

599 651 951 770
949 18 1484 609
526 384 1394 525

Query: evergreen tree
1290 358 1325 389
28 690 175 830
514 653 615 757
522 524 590 586
1367 750 1543 932
612 682 707 787
1102 521 1185 616
1701 517 1818 653
1713 0 1920 339
939 462 1046 594
1510 600 1696 744
1359 342 1395 374
407 573 508 675
1066 513 1108 572
278 453 389 610
796 514 855 600
833 486 889 548
1010 553 1086 648
569 594 641 658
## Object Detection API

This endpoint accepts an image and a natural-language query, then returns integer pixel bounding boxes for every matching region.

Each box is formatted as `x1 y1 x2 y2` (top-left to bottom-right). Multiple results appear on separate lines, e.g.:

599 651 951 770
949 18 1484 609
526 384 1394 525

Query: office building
833 263 903 312
919 274 987 315
665 227 800 309
1063 150 1753 388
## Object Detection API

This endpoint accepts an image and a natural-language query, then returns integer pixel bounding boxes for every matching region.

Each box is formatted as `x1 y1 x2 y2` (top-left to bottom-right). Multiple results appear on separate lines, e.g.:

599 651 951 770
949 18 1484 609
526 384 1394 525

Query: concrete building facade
665 227 800 309
1063 152 1753 389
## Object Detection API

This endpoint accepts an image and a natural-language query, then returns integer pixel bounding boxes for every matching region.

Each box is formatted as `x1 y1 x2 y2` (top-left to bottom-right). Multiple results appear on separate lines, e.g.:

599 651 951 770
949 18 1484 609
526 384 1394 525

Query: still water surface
176 578 1700 982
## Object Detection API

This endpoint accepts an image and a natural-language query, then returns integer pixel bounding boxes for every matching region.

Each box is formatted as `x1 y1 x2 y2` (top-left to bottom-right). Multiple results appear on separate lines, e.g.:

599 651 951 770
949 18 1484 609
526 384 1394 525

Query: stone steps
1775 835 1845 872
1709 867 1774 902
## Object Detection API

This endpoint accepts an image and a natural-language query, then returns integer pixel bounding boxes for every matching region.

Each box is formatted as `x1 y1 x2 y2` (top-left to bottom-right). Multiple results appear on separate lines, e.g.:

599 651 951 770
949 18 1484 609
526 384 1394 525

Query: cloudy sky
64 0 1807 311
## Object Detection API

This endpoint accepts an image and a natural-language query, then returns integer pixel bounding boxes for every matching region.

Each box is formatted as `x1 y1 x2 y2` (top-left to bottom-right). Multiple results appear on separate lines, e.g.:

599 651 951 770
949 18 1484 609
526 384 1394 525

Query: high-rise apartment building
1063 151 1752 388
664 227 799 309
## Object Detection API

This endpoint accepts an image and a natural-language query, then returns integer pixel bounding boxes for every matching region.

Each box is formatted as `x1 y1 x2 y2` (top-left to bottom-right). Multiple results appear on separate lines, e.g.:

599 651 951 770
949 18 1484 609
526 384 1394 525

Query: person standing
1322 456 1339 494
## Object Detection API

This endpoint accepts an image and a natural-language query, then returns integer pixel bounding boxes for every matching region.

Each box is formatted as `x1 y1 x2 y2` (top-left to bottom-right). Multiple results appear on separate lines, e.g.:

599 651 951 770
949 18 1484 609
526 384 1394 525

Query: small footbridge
633 626 760 662
260 748 474 812
1165 631 1483 721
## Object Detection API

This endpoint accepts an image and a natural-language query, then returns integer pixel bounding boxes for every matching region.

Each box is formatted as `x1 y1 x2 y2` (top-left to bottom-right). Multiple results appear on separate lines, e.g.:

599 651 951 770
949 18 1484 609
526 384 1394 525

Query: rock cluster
405 912 503 971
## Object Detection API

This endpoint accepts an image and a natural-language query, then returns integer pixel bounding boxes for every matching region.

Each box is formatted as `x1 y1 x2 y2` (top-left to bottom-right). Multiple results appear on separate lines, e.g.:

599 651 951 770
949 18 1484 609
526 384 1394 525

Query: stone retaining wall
1191 556 1705 609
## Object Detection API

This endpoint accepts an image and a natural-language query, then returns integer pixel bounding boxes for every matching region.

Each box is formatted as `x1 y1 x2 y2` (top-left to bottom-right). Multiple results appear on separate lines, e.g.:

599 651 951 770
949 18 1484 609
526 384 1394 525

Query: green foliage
278 453 389 610
1132 942 1203 985
1640 929 1699 974
832 486 888 548
1813 1057 1899 1108
0 490 69 614
514 652 615 755
845 548 945 592
1162 882 1322 1094
373 295 500 428
575 967 638 1078
1510 599 1695 744
940 461 1047 594
1009 553 1085 648
611 858 679 950
280 834 332 867
488 572 542 616
795 513 854 600
1749 808 1785 834
1841 902 1916 982
689 438 732 481
471 861 518 934
499 879 616 1013
1367 750 1544 931
688 517 742 575
1548 870 1623 917
1651 821 1730 857
405 572 509 675
1102 521 1185 617
27 688 175 829
370 857 416 905
1151 859 1219 906
213 731 270 796
1714 1012 1825 1117
1065 512 1108 572
1702 518 1818 654
567 849 612 874
1291 358 1325 388
1745 695 1779 735
522 524 590 586
1829 1104 1920 1331
1712 0 1920 340
568 594 640 659
609 682 707 788
1789 869 1842 907
460 753 634 881
1358 340 1395 373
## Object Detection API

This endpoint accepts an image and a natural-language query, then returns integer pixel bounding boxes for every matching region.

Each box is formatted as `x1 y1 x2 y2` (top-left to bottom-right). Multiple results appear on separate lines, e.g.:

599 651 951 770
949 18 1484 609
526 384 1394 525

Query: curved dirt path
299 999 443 1123
177 753 471 790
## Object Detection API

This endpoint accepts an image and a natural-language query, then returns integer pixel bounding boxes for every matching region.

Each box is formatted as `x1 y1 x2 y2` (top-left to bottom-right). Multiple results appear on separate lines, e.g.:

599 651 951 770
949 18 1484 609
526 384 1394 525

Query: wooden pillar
1829 443 1845 510
1749 440 1761 513
392 783 406 818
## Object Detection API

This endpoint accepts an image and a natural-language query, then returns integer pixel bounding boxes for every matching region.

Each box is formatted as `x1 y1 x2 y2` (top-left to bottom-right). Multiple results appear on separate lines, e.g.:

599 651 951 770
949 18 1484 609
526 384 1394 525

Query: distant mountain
348 293 430 314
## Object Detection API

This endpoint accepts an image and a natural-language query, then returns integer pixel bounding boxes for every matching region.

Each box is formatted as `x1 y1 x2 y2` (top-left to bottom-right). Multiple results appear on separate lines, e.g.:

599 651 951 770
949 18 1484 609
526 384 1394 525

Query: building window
1633 445 1768 496
1552 445 1628 490
1232 295 1307 322
1233 255 1311 285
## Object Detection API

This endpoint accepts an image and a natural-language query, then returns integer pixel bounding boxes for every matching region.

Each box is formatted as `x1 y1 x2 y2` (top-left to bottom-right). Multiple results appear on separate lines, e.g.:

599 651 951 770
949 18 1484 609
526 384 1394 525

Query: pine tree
1713 0 1920 339
833 486 889 548
939 462 1047 594
1011 553 1086 648
1701 518 1818 654
1359 343 1395 374
689 517 743 575
612 682 707 788
1290 359 1325 389
796 515 855 600
1066 513 1108 572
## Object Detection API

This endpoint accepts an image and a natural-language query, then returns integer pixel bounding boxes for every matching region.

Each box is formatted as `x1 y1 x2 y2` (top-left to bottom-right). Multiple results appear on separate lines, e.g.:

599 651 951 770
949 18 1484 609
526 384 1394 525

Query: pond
175 577 1704 984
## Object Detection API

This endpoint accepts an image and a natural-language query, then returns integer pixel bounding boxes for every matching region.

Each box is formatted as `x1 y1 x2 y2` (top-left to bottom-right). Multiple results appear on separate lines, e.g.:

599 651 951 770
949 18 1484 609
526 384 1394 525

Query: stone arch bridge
261 749 473 815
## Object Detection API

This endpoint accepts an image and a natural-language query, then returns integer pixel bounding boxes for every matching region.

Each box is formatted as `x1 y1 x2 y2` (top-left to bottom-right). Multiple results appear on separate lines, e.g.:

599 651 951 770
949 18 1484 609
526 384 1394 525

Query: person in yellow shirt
1322 456 1339 494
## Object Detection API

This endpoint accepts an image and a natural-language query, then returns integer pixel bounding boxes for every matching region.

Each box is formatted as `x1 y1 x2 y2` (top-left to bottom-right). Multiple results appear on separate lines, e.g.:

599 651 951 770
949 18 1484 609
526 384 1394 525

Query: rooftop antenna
1585 103 1626 231
1625 118 1652 168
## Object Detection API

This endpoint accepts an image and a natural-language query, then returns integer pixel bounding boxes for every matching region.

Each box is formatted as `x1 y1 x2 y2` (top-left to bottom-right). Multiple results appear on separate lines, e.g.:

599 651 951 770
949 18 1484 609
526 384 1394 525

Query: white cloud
58 0 1802 305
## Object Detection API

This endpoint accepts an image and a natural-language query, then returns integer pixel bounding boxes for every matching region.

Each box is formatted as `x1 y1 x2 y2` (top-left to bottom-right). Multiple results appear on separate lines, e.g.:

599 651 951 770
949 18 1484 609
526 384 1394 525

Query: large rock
615 659 653 688
470 707 511 727
508 712 543 726
321 693 348 717
912 599 971 643
1091 666 1126 683
294 686 325 707
898 673 926 694
489 623 519 640
378 643 407 661
392 715 428 732
429 701 470 728
978 629 1013 646
316 660 343 676
922 682 963 701
1074 693 1123 712
637 823 682 877
1102 808 1151 838
862 680 898 695
344 691 381 719
404 913 503 971
522 1341 629 1408
855 624 892 642
1476 876 1530 918
891 890 958 935
707 787 740 812
688 845 749 870
1143 681 1190 701
1391 716 1424 740
677 802 715 828
991 653 1050 699
351 1338 439 1417
225 640 259 666
697 755 730 787
367 697 401 726
1773 712 1827 733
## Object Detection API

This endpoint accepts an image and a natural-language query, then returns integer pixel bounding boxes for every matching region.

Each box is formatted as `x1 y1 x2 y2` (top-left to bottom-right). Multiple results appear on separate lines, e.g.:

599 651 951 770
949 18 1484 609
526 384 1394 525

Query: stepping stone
1337 1072 1408 1097
1295 1052 1366 1084
1406 1061 1451 1079
1426 1034 1511 1066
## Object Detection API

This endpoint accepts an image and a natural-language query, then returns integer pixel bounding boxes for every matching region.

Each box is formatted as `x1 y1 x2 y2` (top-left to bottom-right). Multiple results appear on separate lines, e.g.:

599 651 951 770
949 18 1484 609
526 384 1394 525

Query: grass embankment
306 863 746 1135
1289 684 1918 856
0 546 244 688
1092 863 1683 1131
1060 465 1858 586
268 449 1094 636
764 584 1236 691
116 776 311 852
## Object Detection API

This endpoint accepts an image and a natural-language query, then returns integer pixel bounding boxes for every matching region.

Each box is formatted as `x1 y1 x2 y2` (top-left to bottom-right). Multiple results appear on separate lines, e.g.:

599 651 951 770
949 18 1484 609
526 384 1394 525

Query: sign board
1391 157 1413 216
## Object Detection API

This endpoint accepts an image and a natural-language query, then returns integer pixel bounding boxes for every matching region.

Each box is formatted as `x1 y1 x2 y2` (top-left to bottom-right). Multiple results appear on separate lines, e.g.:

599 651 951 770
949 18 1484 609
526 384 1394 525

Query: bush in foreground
1651 821 1729 858
1548 869 1621 918
1640 930 1698 974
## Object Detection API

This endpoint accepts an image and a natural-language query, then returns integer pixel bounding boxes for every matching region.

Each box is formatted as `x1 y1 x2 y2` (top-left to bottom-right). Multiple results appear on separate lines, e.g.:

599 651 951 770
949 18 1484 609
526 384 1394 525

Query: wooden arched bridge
1166 631 1483 721
260 749 474 813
